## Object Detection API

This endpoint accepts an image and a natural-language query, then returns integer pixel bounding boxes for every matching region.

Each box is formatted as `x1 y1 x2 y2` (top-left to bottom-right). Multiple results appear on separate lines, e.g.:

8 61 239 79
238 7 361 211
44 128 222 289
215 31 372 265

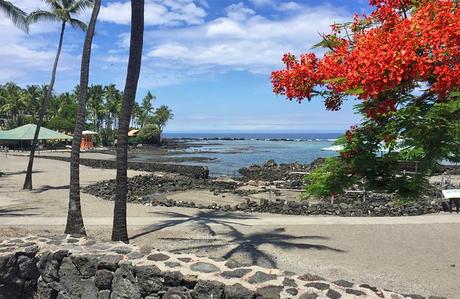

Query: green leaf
450 91 460 97
345 87 364 95
322 77 346 84
311 35 342 49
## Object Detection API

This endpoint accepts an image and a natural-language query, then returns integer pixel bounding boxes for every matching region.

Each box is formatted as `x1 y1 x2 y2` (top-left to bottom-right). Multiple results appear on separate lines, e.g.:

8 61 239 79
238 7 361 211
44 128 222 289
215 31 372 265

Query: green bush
46 116 74 133
387 175 429 202
137 124 160 145
303 157 354 199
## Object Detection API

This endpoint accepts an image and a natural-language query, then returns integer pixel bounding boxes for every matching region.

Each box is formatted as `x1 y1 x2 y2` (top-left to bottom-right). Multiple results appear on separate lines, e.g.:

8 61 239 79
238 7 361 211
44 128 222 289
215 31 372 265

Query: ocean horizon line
163 131 345 135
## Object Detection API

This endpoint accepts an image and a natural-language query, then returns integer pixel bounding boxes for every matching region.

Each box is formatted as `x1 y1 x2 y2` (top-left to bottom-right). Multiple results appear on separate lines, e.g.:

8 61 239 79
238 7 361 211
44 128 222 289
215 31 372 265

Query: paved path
1 214 460 226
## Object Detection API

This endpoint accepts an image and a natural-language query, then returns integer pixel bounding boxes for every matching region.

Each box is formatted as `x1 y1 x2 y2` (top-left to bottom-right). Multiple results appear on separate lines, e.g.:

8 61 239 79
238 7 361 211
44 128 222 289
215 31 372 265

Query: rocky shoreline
237 159 325 189
0 236 436 299
82 159 443 217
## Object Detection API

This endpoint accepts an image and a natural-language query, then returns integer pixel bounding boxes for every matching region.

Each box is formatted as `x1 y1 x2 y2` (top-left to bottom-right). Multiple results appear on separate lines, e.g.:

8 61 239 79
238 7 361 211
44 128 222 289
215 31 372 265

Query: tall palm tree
65 0 101 236
131 101 141 128
104 84 122 131
0 82 27 126
24 85 46 122
87 84 106 136
152 105 173 142
49 92 73 120
138 91 155 128
0 0 29 32
112 0 144 243
23 0 91 190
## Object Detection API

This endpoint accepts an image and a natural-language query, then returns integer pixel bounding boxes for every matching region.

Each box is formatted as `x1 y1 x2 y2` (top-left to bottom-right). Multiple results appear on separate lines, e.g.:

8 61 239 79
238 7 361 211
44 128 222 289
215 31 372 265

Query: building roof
82 130 98 135
128 129 139 137
0 124 72 140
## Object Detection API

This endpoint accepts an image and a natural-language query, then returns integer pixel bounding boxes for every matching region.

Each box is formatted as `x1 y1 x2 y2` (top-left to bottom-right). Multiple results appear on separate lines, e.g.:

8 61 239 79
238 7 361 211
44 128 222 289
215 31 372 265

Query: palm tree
138 91 155 128
65 0 101 236
152 105 173 142
23 0 91 190
87 84 106 136
0 0 29 32
49 92 74 120
0 82 27 126
24 85 46 122
131 101 141 128
104 84 123 141
112 0 144 243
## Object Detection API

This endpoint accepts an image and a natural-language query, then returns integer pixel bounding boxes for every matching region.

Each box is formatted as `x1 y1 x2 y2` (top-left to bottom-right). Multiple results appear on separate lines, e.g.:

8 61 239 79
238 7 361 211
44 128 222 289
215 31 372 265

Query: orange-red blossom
271 0 460 119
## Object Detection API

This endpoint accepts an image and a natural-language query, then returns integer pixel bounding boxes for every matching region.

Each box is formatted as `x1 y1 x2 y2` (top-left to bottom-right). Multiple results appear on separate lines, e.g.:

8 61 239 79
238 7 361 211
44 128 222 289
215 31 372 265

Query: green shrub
303 157 354 199
137 124 160 145
387 175 429 202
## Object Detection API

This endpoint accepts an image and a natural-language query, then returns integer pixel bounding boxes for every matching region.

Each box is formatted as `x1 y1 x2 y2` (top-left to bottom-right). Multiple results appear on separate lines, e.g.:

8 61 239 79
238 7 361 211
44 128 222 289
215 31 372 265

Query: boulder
191 280 224 299
110 263 141 299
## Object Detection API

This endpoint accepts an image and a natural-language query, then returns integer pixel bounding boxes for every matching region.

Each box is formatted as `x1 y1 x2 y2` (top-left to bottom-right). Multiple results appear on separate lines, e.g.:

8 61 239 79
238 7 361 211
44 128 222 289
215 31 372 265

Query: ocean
163 133 340 176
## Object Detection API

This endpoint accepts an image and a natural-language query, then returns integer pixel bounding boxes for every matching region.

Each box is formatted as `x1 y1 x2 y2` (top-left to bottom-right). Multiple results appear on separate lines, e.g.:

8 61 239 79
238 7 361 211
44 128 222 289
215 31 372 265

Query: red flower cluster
369 0 413 9
271 0 460 118
364 98 397 119
345 125 358 142
272 53 320 101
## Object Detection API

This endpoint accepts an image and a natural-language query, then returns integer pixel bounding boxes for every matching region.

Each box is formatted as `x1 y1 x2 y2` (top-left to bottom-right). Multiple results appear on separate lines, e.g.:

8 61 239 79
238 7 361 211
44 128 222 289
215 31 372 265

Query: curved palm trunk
112 0 144 242
23 22 66 190
65 0 101 236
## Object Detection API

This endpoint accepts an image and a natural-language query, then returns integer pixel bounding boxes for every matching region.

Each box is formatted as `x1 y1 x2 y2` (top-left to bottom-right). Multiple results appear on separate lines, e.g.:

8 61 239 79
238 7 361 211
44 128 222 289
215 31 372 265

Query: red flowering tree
272 0 460 199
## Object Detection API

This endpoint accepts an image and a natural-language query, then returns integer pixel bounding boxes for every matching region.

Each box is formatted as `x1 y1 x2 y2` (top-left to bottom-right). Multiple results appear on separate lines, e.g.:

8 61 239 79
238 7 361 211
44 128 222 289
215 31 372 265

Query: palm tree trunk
65 0 101 236
23 22 66 190
112 0 144 242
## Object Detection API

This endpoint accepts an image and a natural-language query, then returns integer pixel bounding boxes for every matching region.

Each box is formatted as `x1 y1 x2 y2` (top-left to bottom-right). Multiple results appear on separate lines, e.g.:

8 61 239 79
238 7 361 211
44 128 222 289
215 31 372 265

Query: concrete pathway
1 214 460 226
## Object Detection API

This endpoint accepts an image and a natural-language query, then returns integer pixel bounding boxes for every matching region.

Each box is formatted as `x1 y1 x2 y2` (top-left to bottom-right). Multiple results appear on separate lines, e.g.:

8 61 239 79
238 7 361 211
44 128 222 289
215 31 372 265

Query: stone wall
0 236 431 299
83 173 443 217
36 155 209 179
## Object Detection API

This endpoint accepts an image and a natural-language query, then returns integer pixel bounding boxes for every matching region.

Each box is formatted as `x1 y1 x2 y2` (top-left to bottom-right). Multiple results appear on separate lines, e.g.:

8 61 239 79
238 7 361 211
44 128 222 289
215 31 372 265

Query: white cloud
1 0 350 90
248 0 303 12
277 1 302 11
8 0 48 13
206 18 247 37
0 1 84 85
145 3 348 77
225 2 255 21
98 0 206 26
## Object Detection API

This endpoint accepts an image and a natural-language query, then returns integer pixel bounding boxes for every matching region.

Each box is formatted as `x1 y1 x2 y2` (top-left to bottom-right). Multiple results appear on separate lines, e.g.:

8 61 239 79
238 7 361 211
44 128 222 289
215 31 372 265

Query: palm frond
68 0 93 14
54 8 71 21
69 18 87 31
44 0 64 11
0 0 29 32
27 9 62 24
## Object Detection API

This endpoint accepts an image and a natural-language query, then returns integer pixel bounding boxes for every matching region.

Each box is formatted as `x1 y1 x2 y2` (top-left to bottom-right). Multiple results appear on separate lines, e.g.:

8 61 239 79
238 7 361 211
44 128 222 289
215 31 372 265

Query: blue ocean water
163 133 340 176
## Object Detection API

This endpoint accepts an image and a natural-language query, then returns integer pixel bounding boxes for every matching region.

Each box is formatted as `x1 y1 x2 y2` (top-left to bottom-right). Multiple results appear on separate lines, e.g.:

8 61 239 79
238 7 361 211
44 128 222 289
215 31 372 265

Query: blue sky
1 0 372 132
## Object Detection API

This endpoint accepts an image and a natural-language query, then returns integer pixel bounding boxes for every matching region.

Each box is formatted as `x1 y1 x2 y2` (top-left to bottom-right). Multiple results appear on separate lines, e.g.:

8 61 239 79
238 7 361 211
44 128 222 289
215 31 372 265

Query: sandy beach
1 154 459 298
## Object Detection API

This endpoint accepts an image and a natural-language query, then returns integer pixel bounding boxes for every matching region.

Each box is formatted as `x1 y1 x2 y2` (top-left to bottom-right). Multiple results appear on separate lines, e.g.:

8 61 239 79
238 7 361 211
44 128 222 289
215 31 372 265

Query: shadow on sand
0 207 39 217
131 210 344 268
31 185 69 194
1 170 44 176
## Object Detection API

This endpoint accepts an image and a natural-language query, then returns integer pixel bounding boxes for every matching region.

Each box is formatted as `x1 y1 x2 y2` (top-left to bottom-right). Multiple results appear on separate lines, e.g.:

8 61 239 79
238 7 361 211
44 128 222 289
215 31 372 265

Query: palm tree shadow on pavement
30 184 69 194
130 210 253 239
0 207 39 217
130 210 344 268
2 170 44 176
